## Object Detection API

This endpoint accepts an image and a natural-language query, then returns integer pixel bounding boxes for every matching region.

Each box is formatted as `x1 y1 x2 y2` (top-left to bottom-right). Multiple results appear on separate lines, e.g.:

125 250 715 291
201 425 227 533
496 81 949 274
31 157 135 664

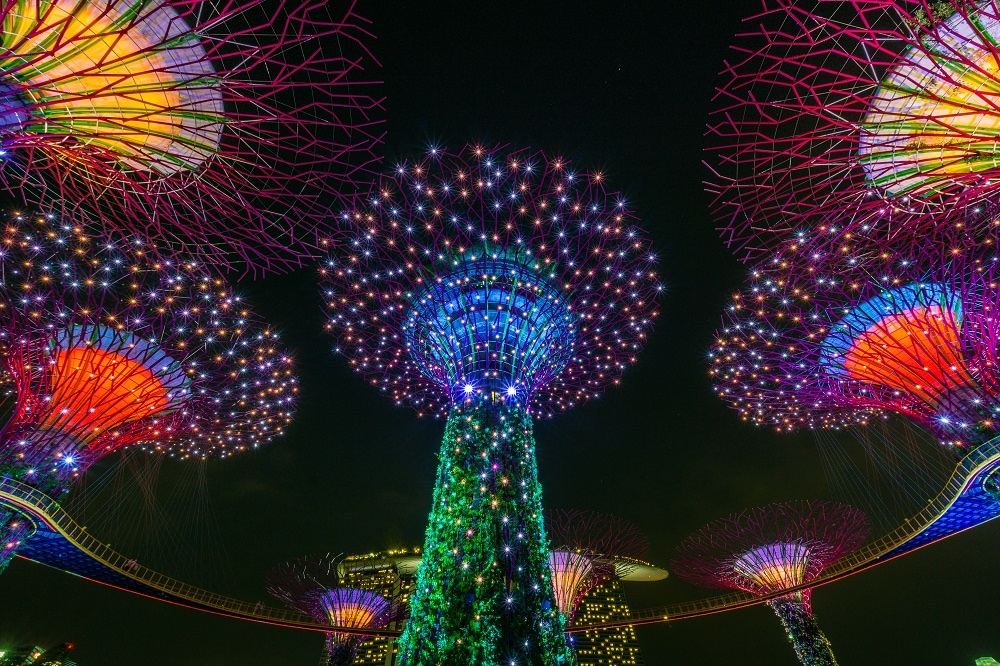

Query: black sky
2 1 999 664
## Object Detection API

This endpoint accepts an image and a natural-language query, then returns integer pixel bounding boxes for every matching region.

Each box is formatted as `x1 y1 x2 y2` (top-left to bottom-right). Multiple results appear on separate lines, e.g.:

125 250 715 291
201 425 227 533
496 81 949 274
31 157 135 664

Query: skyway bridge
4 435 1000 636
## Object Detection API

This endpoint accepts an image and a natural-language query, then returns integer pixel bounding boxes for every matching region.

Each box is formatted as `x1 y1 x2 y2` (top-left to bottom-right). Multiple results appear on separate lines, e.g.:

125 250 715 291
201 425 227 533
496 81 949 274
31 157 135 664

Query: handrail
0 477 402 637
568 437 1000 632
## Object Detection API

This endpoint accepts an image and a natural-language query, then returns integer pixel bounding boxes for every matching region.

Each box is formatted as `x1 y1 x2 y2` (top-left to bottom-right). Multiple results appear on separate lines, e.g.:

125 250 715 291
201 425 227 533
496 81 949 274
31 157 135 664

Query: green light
397 399 572 665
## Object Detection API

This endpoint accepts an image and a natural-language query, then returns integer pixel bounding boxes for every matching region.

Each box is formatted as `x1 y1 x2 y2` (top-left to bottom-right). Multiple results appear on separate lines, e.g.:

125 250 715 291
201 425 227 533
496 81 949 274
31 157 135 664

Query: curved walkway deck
4 436 1000 636
1 478 397 637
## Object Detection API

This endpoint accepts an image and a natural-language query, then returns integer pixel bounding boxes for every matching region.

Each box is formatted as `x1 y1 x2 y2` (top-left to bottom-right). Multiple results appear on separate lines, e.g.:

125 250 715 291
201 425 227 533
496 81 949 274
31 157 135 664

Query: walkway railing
0 477 401 637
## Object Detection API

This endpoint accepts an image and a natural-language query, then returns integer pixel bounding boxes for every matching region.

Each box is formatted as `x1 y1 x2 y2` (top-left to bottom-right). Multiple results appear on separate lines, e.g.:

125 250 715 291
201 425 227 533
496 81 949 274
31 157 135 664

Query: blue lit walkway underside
4 436 1000 633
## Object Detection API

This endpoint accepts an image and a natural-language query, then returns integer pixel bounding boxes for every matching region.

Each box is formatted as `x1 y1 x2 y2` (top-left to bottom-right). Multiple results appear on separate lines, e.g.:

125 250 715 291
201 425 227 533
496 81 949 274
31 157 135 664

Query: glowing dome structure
266 553 408 666
0 0 384 275
673 501 869 666
320 145 661 665
706 0 1000 260
709 228 1000 451
0 211 297 573
545 510 651 625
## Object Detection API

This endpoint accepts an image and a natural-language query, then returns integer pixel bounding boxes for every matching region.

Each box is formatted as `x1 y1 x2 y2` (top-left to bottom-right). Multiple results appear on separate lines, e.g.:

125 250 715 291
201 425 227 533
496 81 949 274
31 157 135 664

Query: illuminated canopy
705 0 1000 261
860 2 1000 196
0 0 385 274
1 0 223 176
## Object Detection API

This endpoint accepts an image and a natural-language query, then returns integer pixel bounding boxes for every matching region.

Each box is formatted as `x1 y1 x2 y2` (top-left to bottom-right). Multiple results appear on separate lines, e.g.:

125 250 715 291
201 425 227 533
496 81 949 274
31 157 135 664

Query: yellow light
2 0 223 175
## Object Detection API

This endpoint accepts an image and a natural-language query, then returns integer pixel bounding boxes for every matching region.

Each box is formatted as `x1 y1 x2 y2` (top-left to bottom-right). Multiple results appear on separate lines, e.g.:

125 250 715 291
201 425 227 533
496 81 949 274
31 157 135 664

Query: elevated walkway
3 436 1000 635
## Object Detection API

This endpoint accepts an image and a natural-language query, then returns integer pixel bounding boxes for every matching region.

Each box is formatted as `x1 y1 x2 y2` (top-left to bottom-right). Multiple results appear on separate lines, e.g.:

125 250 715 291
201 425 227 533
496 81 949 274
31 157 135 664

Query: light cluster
709 226 1000 450
0 212 297 496
0 0 384 274
673 501 869 666
266 553 409 666
706 0 1000 260
321 144 661 417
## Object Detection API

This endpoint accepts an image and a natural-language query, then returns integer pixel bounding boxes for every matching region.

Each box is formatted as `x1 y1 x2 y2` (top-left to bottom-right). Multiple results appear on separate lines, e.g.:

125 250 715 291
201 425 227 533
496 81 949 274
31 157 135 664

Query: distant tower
0 213 297 574
545 510 650 626
0 0 384 274
673 501 869 666
320 145 661 665
266 553 409 666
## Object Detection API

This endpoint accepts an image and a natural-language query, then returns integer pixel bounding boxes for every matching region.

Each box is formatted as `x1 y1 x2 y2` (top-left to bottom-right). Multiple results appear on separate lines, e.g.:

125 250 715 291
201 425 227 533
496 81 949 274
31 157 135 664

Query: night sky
1 1 999 664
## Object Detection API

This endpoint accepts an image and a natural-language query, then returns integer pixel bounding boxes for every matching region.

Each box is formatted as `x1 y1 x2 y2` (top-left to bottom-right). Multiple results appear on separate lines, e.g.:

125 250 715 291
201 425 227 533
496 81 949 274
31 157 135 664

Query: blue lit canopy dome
321 144 662 417
405 248 576 405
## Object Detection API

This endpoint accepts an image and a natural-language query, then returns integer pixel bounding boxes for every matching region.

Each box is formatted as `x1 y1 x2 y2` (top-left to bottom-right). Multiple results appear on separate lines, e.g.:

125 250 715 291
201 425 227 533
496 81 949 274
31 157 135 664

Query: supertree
709 223 1000 453
706 0 1000 261
0 211 297 574
673 501 869 666
319 145 661 665
265 553 409 666
545 509 650 627
0 0 383 275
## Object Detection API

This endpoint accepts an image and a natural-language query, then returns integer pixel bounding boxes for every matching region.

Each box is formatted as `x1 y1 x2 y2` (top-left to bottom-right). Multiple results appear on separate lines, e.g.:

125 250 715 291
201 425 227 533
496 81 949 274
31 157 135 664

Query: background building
0 643 76 666
340 548 665 666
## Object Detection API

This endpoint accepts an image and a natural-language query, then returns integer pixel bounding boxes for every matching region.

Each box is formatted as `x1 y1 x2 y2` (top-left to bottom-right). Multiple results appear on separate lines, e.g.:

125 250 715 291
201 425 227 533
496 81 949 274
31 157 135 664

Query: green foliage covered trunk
769 595 838 666
398 400 573 665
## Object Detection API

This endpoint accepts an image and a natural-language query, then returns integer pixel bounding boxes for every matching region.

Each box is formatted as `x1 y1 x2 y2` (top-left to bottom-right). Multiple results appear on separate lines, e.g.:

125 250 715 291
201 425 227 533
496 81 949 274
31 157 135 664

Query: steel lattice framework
0 0 384 275
673 501 869 666
710 223 1000 451
266 553 409 666
707 0 1000 260
319 145 661 666
545 510 650 625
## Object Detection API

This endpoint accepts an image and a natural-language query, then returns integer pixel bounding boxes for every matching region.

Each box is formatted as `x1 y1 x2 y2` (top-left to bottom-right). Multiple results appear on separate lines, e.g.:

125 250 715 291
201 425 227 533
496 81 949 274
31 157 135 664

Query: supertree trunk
323 634 359 666
768 596 838 666
398 400 572 666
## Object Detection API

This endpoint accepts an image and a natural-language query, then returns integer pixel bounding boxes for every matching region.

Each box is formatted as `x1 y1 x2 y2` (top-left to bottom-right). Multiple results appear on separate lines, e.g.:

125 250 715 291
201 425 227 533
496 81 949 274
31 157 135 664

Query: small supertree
673 501 869 666
706 0 1000 261
319 145 661 665
709 225 1000 452
545 510 650 626
0 0 384 275
266 553 409 666
0 211 297 573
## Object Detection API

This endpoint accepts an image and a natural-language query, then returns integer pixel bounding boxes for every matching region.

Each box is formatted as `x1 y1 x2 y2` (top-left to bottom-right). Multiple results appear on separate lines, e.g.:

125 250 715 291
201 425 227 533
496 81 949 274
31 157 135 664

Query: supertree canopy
320 145 661 665
709 226 1000 451
706 0 1000 260
673 501 869 666
545 509 650 626
0 0 384 275
0 211 297 573
265 553 409 666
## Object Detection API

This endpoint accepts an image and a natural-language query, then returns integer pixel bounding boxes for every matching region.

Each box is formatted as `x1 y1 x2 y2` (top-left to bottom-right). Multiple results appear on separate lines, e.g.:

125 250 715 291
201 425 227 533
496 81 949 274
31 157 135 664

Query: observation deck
2 434 1000 635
